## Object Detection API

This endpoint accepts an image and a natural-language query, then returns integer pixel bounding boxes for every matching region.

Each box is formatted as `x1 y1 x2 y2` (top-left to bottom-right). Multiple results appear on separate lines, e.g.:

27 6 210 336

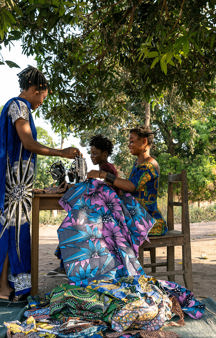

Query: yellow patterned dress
129 161 167 236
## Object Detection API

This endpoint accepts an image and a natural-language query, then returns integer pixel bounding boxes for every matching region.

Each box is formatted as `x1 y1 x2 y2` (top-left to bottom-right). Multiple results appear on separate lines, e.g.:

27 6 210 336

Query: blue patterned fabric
57 179 205 331
0 97 36 213
58 179 155 286
0 97 37 295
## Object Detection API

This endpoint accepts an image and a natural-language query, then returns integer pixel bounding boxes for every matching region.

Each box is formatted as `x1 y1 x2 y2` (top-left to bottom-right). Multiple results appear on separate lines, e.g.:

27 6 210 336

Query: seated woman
90 134 118 176
90 134 121 195
51 135 119 275
88 126 167 236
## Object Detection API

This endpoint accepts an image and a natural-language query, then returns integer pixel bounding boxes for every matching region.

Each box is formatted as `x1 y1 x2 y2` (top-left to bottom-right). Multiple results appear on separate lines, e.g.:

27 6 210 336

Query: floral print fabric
58 179 155 286
55 179 205 334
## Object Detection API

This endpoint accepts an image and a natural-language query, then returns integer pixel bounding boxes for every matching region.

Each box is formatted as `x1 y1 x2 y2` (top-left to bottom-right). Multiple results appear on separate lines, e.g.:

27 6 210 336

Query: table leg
31 196 40 295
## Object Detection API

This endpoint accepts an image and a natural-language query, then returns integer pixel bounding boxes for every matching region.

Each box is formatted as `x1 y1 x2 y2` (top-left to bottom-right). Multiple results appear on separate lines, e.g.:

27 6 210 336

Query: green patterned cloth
49 284 123 323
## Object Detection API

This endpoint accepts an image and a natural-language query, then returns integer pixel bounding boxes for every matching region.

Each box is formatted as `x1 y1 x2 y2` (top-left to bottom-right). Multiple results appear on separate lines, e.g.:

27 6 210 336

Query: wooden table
31 192 63 295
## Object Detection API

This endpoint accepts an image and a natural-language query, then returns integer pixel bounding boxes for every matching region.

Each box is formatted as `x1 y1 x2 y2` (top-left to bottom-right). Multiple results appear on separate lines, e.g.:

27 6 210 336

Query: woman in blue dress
0 66 80 301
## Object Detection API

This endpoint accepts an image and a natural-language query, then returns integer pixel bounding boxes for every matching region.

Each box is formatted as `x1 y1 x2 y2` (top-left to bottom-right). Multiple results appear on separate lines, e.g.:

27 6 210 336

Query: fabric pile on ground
4 275 204 337
4 180 205 337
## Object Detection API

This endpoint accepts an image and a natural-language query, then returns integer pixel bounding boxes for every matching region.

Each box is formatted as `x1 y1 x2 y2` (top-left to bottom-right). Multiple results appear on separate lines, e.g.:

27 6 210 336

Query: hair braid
130 126 155 146
17 65 48 91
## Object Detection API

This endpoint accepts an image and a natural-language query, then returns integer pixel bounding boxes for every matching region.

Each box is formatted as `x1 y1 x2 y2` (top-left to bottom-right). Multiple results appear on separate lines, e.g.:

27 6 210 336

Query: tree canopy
1 0 216 201
34 126 57 189
1 0 216 131
85 89 216 202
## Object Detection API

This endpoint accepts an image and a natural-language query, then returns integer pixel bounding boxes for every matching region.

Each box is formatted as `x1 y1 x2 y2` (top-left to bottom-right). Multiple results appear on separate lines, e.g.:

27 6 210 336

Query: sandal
0 290 15 303
0 291 28 305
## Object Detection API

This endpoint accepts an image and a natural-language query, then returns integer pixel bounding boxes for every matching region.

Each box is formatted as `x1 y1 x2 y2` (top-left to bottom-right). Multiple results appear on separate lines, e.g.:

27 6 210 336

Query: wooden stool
139 170 193 290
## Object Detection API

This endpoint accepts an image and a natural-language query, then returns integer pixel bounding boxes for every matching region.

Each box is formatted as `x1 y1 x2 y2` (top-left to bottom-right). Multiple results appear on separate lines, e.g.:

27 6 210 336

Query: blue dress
0 97 37 296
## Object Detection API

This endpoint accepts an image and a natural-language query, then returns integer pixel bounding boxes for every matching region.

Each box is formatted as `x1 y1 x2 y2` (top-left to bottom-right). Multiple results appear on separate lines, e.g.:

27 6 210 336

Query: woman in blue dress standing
0 66 80 301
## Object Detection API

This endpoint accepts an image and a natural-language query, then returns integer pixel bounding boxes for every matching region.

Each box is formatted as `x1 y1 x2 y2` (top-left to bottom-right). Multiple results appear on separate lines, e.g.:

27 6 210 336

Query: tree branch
171 0 186 31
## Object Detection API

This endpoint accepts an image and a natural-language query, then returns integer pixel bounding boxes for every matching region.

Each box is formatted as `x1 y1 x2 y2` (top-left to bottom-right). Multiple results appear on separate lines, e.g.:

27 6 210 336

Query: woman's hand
15 118 81 159
87 170 100 179
61 147 81 159
87 169 136 192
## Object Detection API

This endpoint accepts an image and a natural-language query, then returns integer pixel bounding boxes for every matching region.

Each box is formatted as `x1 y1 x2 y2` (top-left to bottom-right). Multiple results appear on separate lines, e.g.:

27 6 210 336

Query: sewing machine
31 155 88 294
49 156 88 185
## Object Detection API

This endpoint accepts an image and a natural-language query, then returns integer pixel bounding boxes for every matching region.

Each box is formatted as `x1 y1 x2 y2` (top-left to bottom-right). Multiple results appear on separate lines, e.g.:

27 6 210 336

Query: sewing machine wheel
49 161 66 184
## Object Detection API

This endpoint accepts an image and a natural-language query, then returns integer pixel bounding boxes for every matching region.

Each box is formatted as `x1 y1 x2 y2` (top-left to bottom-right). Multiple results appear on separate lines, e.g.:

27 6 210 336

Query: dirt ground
38 220 216 301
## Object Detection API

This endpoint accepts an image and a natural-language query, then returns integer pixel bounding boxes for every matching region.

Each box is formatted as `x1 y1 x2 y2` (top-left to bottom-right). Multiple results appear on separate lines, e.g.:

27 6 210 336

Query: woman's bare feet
0 285 14 300
0 253 14 300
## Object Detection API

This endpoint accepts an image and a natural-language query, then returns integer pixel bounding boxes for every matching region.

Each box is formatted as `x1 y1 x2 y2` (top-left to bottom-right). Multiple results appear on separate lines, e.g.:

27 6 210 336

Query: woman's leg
0 254 13 299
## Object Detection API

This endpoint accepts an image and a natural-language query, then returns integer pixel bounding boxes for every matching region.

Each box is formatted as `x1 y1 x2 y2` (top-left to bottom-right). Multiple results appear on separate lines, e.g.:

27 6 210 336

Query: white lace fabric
8 100 29 124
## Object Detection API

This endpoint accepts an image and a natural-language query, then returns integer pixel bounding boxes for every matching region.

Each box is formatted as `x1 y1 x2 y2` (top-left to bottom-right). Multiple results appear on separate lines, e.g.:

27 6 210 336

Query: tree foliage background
0 0 216 201
34 127 57 189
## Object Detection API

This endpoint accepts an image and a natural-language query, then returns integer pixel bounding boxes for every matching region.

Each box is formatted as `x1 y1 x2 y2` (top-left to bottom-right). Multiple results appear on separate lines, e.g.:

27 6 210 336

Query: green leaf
160 54 168 75
168 58 175 66
174 54 182 64
182 39 190 55
146 51 159 58
151 56 159 69
5 60 20 68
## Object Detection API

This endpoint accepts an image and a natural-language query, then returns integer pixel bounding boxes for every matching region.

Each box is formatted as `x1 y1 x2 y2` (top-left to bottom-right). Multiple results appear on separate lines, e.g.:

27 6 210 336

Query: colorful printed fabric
58 318 107 337
129 161 167 236
24 307 51 322
4 316 58 337
86 276 172 331
0 97 37 296
138 276 205 319
87 275 204 326
37 177 206 335
58 179 155 286
22 277 204 335
156 279 205 319
58 326 105 338
105 330 179 337
41 277 172 332
48 283 123 323
111 288 172 332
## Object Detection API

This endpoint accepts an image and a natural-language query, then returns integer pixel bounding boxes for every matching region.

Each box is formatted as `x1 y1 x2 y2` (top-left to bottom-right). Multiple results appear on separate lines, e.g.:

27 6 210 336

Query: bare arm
87 170 136 192
149 157 160 175
15 118 80 159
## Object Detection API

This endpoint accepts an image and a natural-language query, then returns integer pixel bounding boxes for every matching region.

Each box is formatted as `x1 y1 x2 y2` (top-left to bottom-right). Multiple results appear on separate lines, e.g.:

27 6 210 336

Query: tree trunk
145 102 151 128
60 133 64 149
